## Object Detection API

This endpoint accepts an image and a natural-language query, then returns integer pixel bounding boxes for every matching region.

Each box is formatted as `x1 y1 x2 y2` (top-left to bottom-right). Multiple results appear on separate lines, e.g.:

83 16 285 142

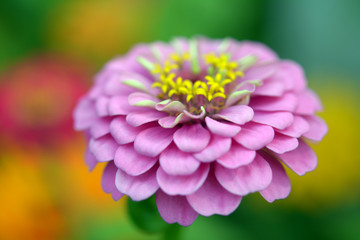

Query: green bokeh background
0 0 359 239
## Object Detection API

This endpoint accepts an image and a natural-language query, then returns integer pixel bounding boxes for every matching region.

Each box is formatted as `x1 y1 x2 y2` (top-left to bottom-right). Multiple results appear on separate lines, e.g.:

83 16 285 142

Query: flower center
137 40 259 116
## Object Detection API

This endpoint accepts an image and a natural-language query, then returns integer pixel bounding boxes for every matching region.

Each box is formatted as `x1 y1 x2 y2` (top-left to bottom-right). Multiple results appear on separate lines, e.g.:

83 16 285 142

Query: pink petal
276 115 310 138
259 153 291 202
252 111 294 130
134 126 176 157
156 190 198 226
242 62 278 81
110 117 146 144
214 105 254 125
253 78 285 97
217 142 256 169
235 41 278 63
205 117 241 137
158 114 189 128
126 110 167 127
266 133 299 154
102 161 124 201
275 61 306 92
250 93 298 112
101 161 118 193
90 117 111 139
295 90 323 115
114 144 158 176
115 165 159 201
128 92 158 106
215 154 272 196
173 124 211 152
278 139 317 175
103 73 134 96
108 96 137 115
193 135 232 162
89 135 118 162
157 163 210 195
159 144 200 175
302 115 328 142
74 98 97 130
187 171 242 216
95 96 109 116
233 122 274 150
85 148 97 171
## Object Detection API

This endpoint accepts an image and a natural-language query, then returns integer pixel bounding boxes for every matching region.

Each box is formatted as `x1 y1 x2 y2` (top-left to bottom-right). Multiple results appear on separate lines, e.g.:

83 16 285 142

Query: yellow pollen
150 51 244 104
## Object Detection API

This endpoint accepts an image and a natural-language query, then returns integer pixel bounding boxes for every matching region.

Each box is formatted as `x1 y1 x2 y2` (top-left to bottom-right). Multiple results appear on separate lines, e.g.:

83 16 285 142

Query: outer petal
115 165 159 201
95 96 109 116
114 144 158 176
193 135 232 162
215 154 272 196
295 89 323 115
157 164 210 195
252 111 294 130
217 142 256 169
109 95 138 116
242 62 278 81
156 190 198 226
159 144 200 175
266 133 299 154
126 110 167 127
85 148 97 171
173 124 211 152
250 93 298 112
134 126 176 157
253 78 285 97
259 153 291 202
89 135 118 162
90 117 111 139
74 98 97 130
302 115 328 141
205 117 241 137
233 122 274 150
276 115 310 138
101 161 124 199
278 139 317 175
214 105 254 125
110 117 146 144
187 171 242 216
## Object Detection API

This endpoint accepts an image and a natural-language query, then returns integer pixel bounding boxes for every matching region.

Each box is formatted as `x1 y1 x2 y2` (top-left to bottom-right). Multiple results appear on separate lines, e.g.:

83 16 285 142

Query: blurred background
0 0 359 239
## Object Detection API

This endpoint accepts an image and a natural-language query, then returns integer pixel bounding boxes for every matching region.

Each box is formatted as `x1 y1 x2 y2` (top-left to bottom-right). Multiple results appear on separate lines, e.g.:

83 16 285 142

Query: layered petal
278 139 317 175
214 105 254 125
173 124 211 152
157 163 210 195
205 117 241 137
156 190 198 226
252 111 294 130
187 171 242 216
115 144 158 176
259 153 291 202
193 135 231 162
217 142 256 169
266 133 299 154
134 126 176 157
215 154 272 196
233 122 274 150
302 115 328 141
159 144 200 175
115 165 159 201
89 135 118 162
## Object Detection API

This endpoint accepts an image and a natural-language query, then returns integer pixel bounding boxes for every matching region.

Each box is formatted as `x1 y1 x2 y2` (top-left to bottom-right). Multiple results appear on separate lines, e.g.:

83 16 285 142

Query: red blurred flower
0 55 91 146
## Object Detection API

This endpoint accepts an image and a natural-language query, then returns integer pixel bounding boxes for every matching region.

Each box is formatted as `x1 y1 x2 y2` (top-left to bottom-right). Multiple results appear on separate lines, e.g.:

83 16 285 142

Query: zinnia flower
74 37 327 226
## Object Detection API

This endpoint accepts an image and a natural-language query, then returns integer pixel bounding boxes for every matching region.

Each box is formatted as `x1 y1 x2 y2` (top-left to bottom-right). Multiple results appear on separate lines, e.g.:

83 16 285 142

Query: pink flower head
74 37 327 226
